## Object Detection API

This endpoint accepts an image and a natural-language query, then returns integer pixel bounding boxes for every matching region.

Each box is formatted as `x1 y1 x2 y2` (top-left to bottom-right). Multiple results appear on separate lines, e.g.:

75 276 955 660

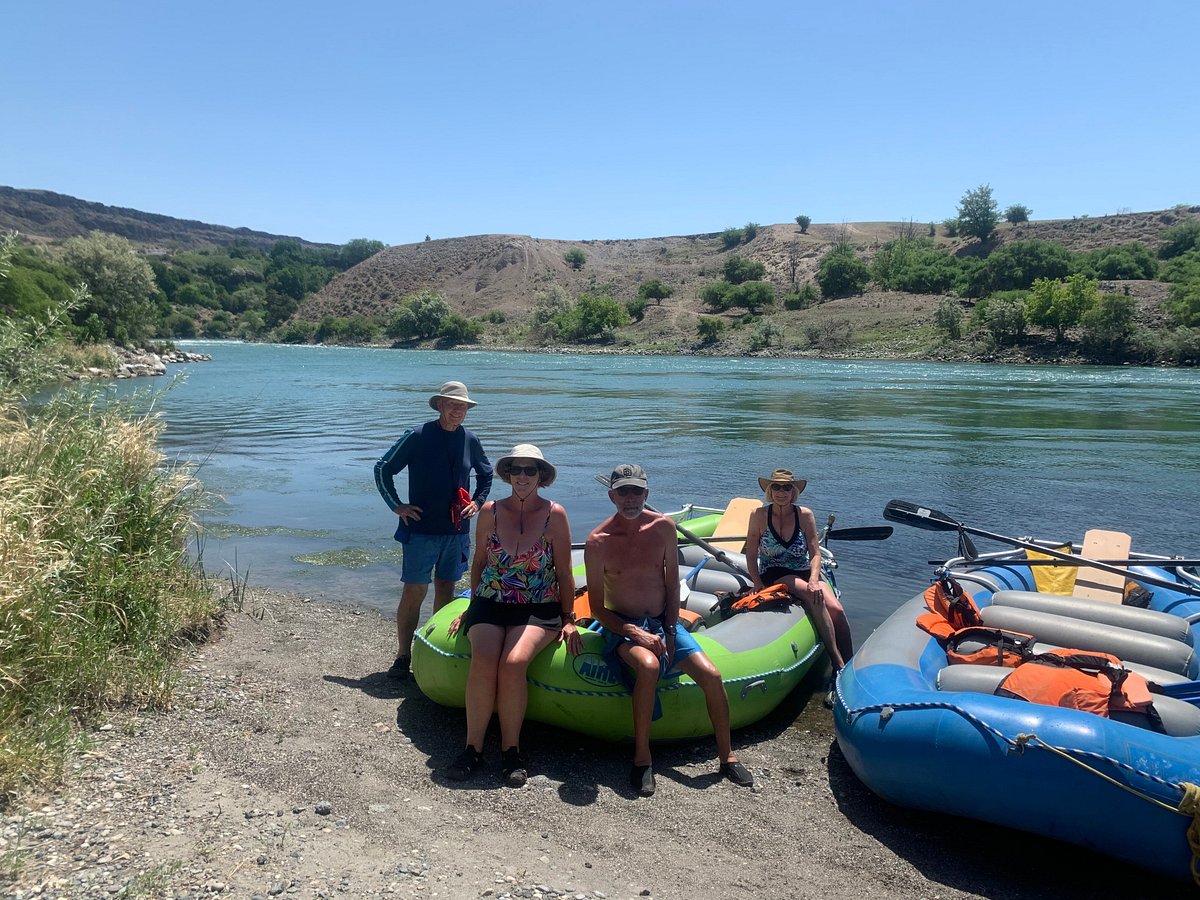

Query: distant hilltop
0 186 333 252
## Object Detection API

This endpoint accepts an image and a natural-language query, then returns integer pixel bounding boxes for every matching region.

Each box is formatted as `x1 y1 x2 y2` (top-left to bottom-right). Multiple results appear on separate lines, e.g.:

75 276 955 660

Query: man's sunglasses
508 465 540 476
614 485 645 496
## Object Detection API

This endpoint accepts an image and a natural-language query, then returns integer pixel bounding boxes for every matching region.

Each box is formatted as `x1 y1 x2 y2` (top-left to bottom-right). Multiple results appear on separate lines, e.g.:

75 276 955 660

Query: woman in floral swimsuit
443 444 579 786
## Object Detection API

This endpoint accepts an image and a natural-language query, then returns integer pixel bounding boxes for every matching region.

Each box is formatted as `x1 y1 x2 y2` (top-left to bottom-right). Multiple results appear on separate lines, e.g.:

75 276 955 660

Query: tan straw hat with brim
429 381 477 409
758 468 807 494
496 443 557 486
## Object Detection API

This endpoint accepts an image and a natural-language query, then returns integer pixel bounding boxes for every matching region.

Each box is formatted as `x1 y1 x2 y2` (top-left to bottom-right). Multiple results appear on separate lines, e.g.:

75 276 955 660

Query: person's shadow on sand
322 670 411 700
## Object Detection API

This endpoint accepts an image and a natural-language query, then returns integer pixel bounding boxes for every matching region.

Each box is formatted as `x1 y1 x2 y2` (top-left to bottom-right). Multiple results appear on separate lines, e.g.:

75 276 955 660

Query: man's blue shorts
401 532 470 584
602 614 704 679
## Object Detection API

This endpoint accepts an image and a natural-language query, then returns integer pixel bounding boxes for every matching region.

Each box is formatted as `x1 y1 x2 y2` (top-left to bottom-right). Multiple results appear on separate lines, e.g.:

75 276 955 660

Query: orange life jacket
916 575 983 640
944 626 1036 667
997 649 1156 719
730 583 791 612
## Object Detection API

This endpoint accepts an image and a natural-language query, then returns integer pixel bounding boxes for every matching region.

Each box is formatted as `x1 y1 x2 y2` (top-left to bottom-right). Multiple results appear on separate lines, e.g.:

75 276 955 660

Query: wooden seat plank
1071 529 1132 604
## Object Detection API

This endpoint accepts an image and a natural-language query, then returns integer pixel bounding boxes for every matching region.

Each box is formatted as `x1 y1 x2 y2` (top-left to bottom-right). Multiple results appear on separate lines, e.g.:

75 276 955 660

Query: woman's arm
547 503 581 654
798 505 823 594
745 506 766 589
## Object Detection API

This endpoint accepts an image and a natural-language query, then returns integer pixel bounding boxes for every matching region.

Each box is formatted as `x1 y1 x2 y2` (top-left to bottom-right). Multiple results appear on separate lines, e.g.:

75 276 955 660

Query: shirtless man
584 463 754 797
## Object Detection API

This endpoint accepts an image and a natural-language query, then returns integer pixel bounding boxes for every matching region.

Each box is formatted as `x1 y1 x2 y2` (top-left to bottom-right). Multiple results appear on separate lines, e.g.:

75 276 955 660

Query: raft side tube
990 590 1193 645
980 605 1197 677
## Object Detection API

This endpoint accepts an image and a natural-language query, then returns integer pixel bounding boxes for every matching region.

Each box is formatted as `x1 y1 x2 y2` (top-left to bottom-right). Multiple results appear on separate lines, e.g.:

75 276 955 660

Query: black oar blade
883 500 962 533
826 526 893 542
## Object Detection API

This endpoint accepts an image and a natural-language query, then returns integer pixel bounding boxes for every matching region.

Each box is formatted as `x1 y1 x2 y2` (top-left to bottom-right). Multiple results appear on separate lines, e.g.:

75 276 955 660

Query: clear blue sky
4 1 1197 246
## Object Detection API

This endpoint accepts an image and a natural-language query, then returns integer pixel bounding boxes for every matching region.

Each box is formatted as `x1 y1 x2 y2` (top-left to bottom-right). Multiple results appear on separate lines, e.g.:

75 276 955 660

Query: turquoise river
105 340 1200 648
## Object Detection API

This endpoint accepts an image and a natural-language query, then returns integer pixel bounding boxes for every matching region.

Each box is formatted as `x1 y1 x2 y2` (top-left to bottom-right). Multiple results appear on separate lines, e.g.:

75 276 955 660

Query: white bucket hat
496 443 557 486
428 381 477 409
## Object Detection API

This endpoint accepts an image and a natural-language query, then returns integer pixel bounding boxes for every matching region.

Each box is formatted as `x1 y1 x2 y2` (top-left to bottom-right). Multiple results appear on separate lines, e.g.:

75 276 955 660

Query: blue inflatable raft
833 500 1200 883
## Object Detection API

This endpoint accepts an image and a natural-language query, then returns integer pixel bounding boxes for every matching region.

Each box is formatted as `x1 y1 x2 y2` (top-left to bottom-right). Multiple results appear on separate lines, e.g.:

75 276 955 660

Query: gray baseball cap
609 463 648 490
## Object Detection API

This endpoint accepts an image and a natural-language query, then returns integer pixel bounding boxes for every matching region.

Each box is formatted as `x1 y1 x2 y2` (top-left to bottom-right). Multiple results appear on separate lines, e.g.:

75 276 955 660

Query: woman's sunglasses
770 483 794 492
508 465 540 476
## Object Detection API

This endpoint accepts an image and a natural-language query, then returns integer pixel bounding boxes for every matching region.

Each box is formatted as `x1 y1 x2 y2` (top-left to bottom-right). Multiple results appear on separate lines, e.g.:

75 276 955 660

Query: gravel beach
3 588 1193 900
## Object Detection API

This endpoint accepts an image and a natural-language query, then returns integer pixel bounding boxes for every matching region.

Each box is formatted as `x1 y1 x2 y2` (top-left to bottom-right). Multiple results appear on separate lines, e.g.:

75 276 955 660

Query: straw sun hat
758 468 807 494
496 443 557 486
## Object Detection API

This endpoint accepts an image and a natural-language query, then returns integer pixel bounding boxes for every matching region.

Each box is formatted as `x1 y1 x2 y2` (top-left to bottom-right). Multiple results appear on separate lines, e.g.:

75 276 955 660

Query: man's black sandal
719 760 754 787
630 764 655 796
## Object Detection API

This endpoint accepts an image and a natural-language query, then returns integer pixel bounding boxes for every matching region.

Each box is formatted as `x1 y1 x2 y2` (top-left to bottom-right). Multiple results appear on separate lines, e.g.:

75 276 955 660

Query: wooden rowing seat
709 497 759 553
1072 528 1132 604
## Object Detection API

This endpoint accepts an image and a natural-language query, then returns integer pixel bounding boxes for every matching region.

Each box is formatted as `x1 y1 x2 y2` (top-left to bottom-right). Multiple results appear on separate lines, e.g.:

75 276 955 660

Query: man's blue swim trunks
600 613 705 719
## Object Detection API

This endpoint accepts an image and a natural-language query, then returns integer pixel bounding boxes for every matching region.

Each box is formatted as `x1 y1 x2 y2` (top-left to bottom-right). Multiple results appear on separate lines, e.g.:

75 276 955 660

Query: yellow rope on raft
1178 782 1200 887
1016 734 1200 885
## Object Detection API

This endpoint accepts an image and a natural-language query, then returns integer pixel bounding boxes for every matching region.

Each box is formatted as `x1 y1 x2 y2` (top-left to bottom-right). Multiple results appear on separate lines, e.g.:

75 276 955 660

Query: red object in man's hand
451 487 472 528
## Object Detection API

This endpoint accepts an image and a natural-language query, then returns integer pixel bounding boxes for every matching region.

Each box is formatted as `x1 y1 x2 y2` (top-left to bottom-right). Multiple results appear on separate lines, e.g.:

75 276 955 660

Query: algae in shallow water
295 546 404 568
205 523 331 539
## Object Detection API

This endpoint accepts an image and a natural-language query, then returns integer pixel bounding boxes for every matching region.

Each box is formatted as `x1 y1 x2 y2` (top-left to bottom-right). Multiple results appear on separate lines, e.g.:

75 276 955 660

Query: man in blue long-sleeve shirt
375 381 492 679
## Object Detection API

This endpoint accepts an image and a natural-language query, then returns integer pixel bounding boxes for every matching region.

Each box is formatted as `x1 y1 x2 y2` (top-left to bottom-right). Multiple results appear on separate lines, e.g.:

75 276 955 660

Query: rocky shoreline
66 347 212 382
2 588 1192 900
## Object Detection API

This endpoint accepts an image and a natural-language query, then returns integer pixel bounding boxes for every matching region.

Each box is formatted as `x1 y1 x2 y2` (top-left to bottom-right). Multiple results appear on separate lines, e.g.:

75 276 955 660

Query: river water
104 340 1200 646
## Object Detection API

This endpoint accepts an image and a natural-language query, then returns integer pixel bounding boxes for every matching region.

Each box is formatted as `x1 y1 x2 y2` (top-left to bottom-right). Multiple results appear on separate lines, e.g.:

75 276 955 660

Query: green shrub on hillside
1167 279 1200 327
437 313 483 345
795 215 811 234
0 247 78 321
802 318 854 350
872 237 963 294
625 297 648 321
968 240 1075 297
1159 220 1200 259
783 283 818 310
720 228 744 250
273 320 318 343
564 248 586 270
552 292 626 342
1026 273 1097 341
700 281 733 311
63 232 157 346
1080 291 1137 358
696 316 724 344
316 314 380 345
816 247 870 299
980 295 1027 346
1004 204 1032 224
637 279 673 304
723 255 766 285
1078 242 1158 280
934 297 964 339
957 184 1000 240
387 290 450 340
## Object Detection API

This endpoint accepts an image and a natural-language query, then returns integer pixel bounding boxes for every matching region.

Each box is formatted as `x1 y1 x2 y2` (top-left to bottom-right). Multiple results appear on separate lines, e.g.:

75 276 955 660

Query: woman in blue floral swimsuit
745 468 852 673
443 444 579 786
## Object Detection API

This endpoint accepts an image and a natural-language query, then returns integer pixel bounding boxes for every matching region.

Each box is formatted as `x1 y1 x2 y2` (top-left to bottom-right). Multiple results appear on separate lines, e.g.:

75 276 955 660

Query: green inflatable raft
410 511 825 741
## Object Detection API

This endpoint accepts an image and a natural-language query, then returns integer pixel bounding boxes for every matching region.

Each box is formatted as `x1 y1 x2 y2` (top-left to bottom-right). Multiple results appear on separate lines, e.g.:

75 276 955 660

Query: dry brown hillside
298 209 1199 328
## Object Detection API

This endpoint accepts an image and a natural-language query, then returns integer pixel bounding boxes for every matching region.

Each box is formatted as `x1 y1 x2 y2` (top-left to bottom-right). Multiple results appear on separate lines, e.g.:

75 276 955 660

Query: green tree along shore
0 233 224 804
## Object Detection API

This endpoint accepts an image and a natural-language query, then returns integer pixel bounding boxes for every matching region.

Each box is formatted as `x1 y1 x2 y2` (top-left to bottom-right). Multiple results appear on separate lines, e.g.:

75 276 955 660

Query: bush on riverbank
1 236 221 805
0 389 220 803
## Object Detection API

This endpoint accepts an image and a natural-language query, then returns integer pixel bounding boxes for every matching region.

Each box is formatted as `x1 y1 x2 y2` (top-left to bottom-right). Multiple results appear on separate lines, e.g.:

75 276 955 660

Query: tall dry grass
0 388 219 803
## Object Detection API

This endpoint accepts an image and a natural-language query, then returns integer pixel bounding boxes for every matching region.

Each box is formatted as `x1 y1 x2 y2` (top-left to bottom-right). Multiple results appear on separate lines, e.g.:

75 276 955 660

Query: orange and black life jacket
997 649 1158 723
729 583 791 612
944 626 1036 667
916 574 983 640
